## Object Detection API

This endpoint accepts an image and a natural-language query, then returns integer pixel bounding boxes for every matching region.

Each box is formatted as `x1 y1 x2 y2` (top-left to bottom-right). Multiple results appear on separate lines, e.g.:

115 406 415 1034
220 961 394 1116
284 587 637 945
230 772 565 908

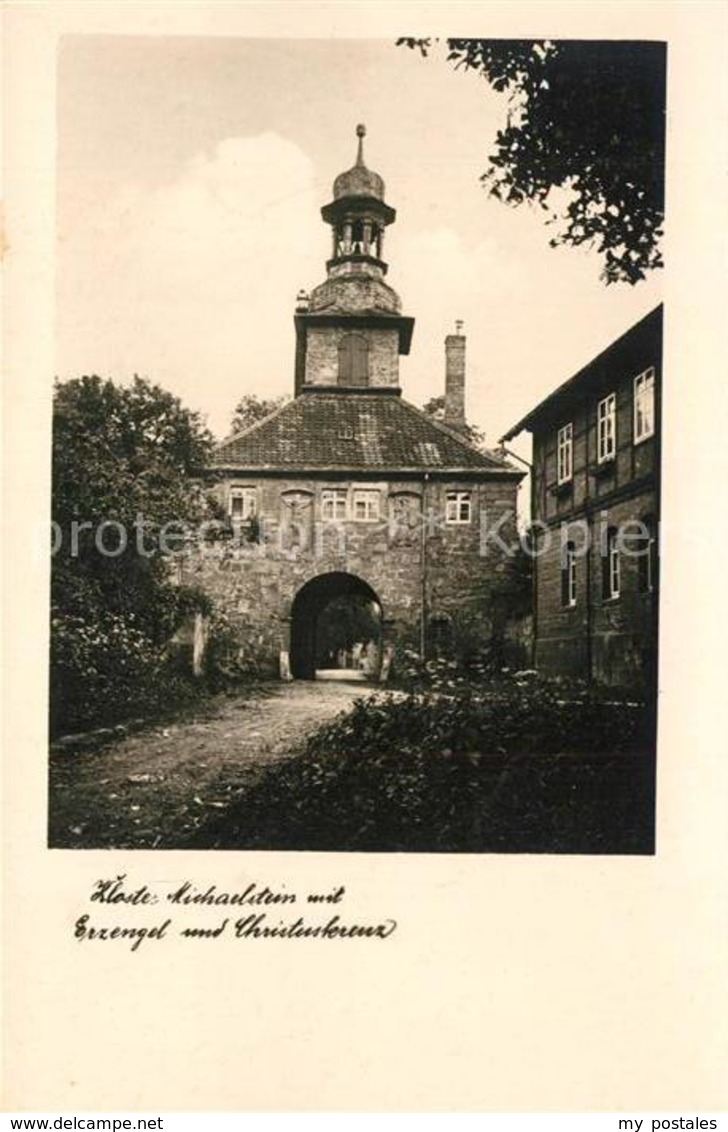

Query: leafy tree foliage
51 375 215 732
398 38 666 284
421 393 486 447
315 596 381 668
230 393 288 435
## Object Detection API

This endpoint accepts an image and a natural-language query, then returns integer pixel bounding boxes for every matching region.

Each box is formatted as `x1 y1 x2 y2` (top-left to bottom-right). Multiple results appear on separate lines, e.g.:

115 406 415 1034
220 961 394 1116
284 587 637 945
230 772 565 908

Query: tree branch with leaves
398 38 666 284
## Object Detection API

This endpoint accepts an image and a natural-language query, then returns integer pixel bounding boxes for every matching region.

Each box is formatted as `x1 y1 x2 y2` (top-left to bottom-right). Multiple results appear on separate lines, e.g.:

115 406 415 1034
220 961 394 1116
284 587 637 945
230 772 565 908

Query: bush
49 374 219 735
393 639 529 693
201 611 267 692
49 609 199 735
49 593 269 737
308 677 652 760
188 676 656 854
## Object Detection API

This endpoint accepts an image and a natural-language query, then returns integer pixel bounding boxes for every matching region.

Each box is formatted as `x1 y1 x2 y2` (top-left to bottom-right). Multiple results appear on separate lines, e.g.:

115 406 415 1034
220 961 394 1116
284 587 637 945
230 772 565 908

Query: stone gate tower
200 127 524 680
293 124 414 397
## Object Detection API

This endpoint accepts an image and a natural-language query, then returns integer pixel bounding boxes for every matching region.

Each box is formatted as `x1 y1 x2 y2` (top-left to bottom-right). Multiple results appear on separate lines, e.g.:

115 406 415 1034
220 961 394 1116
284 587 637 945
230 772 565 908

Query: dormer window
338 334 369 385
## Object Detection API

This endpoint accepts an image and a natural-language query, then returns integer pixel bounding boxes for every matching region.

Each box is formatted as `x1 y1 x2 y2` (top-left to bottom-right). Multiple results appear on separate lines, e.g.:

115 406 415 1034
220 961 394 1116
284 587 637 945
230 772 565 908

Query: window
338 334 369 385
429 615 453 658
597 394 616 463
637 516 657 593
557 423 573 484
353 489 380 522
351 220 364 254
561 541 577 608
229 487 256 521
321 489 347 521
602 527 620 600
445 491 472 524
634 367 655 443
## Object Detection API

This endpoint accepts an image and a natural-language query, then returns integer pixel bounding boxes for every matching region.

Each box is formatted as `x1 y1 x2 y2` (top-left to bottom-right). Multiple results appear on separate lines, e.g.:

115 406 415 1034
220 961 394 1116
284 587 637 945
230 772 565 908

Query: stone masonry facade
304 326 400 388
186 473 520 677
195 126 524 679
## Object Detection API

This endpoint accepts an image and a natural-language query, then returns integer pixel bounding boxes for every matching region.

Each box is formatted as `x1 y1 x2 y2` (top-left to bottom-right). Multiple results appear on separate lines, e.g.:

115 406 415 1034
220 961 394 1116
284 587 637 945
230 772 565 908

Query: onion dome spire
319 125 397 286
295 126 414 397
333 123 385 202
355 122 366 165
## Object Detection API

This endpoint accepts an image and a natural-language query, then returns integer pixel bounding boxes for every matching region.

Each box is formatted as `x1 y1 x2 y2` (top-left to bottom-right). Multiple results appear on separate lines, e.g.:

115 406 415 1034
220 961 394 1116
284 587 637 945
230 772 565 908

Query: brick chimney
444 320 466 429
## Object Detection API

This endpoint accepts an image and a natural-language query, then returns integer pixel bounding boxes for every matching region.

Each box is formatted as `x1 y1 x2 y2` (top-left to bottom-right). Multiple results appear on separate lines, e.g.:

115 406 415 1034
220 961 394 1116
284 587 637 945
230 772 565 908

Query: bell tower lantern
322 124 396 272
293 125 414 396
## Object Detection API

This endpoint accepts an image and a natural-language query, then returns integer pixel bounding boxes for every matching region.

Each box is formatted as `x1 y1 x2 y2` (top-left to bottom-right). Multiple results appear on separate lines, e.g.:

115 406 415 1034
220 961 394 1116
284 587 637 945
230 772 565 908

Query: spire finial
356 123 366 166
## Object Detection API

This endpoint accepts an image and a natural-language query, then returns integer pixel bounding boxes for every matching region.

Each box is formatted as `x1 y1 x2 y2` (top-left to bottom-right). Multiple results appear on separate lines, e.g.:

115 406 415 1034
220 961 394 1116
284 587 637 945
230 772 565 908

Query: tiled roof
212 392 520 475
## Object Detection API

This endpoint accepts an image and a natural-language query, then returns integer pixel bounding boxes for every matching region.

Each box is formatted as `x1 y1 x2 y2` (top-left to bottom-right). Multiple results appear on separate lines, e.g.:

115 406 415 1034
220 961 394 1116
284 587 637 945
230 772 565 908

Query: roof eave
207 463 524 479
499 414 535 443
500 303 664 443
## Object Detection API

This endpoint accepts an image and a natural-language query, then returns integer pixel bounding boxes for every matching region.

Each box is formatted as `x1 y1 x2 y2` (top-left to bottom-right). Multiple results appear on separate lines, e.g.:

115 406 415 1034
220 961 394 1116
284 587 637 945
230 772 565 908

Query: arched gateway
202 126 523 683
289 572 383 681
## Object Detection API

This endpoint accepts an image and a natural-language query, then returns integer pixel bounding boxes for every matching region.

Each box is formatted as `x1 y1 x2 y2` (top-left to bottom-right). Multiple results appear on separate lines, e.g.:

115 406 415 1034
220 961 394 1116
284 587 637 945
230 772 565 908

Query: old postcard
3 0 727 1115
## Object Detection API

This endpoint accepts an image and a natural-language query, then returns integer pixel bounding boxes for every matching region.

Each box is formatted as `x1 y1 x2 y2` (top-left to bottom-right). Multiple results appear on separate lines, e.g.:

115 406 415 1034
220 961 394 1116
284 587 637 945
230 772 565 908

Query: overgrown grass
189 677 656 854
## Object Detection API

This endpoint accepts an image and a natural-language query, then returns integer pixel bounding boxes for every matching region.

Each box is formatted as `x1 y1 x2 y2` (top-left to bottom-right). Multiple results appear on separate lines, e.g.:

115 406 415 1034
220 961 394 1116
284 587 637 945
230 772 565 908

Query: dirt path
48 682 365 849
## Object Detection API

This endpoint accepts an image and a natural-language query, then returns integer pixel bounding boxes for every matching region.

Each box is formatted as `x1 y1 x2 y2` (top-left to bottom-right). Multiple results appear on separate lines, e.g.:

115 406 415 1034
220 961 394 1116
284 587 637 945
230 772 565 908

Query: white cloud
58 130 662 448
57 133 323 433
396 210 662 448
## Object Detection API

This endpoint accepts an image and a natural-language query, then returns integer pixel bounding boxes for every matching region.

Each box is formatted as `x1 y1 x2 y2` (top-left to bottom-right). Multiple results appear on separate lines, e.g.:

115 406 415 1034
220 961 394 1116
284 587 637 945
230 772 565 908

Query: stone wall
308 273 401 315
303 326 400 387
187 474 522 677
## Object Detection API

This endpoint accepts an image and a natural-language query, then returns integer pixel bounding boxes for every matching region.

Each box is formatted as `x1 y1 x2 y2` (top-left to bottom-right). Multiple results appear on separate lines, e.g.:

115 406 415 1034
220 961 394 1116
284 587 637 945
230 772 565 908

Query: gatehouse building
194 126 524 679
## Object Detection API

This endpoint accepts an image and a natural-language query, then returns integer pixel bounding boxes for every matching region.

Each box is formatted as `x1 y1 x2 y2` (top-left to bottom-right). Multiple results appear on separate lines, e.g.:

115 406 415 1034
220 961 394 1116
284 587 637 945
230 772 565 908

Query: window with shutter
338 334 369 385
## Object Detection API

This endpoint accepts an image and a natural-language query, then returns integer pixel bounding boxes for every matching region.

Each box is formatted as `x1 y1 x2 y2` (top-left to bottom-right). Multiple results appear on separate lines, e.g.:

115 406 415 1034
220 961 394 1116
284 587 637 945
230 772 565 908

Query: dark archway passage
289 572 383 680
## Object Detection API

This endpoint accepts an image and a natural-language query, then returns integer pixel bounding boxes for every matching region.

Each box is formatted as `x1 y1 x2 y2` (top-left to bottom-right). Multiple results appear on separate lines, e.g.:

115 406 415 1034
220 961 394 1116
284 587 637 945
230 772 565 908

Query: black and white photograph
48 33 666 854
4 1 728 1120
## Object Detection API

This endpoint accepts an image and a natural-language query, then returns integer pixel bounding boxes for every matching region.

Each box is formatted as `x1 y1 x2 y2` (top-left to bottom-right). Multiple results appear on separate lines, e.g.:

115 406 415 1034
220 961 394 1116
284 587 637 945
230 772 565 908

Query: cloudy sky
56 36 664 453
